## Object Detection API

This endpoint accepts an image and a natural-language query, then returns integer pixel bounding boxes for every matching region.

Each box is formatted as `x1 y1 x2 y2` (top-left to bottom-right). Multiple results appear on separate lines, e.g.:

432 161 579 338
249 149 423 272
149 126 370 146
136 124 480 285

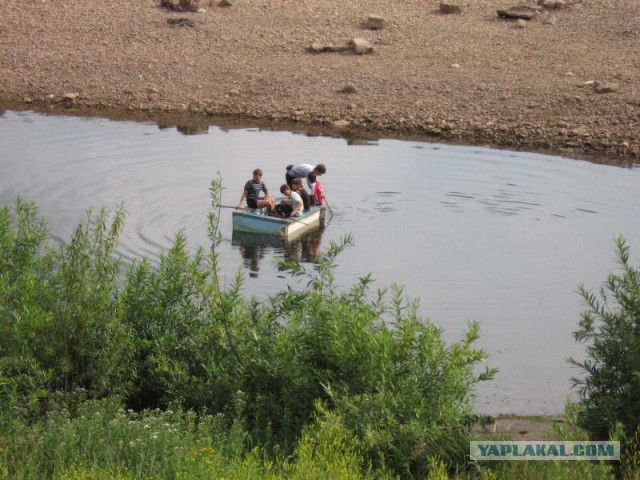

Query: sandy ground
1 0 639 163
471 415 565 440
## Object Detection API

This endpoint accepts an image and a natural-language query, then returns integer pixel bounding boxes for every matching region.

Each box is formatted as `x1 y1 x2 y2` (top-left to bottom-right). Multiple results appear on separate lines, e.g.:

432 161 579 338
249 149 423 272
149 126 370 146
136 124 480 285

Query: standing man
285 163 326 189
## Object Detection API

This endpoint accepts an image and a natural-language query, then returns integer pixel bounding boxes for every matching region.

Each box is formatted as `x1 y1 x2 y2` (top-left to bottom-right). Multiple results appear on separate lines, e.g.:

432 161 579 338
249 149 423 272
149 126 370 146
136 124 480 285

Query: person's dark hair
307 172 317 183
280 184 290 194
253 168 263 176
314 164 326 174
286 164 293 172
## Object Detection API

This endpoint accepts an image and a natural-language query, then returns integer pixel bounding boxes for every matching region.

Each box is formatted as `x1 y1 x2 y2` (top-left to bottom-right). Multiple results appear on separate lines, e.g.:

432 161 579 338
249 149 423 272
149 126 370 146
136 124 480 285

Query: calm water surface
2 110 639 415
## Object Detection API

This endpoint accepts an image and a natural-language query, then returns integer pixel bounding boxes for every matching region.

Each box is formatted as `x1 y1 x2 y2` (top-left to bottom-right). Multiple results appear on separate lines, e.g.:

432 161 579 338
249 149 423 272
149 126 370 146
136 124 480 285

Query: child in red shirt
307 172 324 206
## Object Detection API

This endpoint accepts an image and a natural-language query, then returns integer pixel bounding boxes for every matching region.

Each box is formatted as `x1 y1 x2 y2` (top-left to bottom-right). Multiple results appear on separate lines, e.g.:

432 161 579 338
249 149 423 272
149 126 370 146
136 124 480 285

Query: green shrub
0 199 134 429
1 177 496 478
0 200 56 425
236 237 496 475
570 236 640 441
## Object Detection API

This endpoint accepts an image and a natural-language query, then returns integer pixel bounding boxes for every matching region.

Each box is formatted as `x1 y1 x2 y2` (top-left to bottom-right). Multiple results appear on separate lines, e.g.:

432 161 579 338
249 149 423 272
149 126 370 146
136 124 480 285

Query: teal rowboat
232 206 326 242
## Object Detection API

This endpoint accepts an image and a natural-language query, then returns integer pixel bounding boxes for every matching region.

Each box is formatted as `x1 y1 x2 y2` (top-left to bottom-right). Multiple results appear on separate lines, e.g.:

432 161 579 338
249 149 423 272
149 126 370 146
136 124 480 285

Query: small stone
497 6 538 20
541 0 566 8
338 83 357 94
594 82 619 94
516 19 527 28
218 0 232 6
440 1 463 14
326 44 350 53
63 92 79 100
167 18 194 27
366 15 385 30
349 38 374 55
450 63 461 68
306 42 325 54
333 119 350 128
570 127 589 137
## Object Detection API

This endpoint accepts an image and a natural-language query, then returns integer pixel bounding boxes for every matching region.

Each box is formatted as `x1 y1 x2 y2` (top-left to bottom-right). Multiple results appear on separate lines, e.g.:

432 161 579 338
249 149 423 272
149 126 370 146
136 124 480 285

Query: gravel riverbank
2 0 638 163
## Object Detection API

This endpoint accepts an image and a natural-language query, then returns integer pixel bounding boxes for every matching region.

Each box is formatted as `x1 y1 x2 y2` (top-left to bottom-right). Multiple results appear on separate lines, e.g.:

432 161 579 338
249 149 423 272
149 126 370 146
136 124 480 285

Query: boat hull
232 207 325 242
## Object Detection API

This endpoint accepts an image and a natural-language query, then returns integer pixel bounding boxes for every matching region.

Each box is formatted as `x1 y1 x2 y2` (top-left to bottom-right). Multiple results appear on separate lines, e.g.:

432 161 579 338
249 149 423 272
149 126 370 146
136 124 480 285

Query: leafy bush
570 236 640 441
1 177 496 478
0 199 54 425
253 252 495 475
0 200 133 427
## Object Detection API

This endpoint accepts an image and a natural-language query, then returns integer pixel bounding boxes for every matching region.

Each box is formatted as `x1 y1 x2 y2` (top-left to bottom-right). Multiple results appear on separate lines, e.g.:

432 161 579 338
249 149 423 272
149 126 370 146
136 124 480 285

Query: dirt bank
1 0 638 164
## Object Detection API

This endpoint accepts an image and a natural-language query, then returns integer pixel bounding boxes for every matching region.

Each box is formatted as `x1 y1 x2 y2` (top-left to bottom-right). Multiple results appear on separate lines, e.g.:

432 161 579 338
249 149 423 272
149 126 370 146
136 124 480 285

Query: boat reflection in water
232 228 324 278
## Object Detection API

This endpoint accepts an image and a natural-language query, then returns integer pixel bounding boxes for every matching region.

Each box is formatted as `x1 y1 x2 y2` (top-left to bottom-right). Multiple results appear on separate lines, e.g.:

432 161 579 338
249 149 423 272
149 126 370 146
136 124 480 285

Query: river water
1 109 639 415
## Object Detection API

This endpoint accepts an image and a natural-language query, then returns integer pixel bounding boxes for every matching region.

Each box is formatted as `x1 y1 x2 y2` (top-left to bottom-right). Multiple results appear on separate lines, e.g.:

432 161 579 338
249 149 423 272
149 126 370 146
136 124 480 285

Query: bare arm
236 189 248 209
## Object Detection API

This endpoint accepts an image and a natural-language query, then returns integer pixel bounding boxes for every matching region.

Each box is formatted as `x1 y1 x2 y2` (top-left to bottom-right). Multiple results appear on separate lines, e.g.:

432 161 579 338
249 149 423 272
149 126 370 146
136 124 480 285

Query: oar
218 203 290 212
216 204 251 210
323 198 334 217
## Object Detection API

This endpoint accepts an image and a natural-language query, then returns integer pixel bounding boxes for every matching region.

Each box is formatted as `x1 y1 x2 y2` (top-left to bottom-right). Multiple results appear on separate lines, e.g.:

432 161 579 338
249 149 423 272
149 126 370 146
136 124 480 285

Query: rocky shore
2 0 638 164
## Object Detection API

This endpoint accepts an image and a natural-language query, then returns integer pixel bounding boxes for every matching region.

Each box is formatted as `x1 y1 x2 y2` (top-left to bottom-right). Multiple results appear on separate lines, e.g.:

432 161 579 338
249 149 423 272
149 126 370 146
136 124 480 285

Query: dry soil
1 0 639 163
